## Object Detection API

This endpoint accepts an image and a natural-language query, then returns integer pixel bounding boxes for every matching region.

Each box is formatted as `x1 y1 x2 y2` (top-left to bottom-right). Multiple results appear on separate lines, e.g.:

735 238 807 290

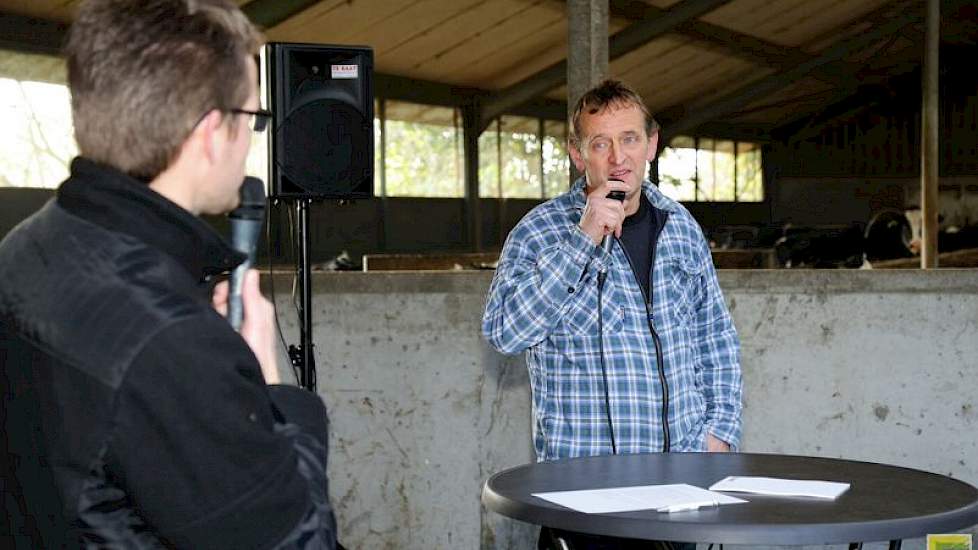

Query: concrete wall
270 270 978 550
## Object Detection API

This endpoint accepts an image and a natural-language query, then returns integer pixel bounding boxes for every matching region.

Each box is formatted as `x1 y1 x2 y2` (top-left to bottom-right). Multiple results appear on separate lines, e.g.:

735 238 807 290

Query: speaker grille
277 100 370 197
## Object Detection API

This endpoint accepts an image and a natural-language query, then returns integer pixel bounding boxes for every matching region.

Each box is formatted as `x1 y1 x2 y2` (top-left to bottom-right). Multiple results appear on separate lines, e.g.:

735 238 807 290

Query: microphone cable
599 200 673 455
595 187 625 456
267 198 301 386
597 269 617 455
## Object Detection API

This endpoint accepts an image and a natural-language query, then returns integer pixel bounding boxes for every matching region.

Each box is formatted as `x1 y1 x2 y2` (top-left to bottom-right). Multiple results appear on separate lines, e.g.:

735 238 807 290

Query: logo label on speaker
331 64 358 79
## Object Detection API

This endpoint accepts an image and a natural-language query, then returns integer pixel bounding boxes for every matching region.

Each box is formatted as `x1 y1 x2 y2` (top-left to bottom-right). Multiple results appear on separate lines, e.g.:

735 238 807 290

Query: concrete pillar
567 0 609 185
921 0 939 268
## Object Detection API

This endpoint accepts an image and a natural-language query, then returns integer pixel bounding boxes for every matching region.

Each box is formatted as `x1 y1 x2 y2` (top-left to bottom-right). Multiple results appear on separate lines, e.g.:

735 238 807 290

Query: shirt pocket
662 257 705 327
558 280 624 336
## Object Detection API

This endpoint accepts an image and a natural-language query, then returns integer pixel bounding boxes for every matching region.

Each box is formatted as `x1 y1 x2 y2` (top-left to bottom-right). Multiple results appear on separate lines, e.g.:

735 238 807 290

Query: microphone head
606 179 625 202
229 176 266 220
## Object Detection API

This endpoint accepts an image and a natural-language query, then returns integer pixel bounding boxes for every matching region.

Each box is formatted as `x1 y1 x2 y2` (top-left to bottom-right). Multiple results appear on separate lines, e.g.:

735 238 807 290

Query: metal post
539 117 546 198
462 104 482 251
567 0 609 186
921 0 939 268
297 199 316 391
378 98 388 251
497 118 505 246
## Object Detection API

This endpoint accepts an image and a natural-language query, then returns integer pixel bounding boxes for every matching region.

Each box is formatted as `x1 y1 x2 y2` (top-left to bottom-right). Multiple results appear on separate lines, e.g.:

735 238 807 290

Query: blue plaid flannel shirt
483 178 742 461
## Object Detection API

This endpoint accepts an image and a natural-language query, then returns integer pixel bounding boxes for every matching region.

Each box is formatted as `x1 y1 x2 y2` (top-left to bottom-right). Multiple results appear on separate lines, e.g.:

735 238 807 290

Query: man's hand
212 269 280 385
706 433 730 452
580 180 628 246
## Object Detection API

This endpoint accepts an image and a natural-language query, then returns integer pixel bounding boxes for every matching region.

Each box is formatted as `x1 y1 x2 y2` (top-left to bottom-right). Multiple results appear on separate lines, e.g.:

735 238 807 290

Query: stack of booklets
709 476 851 499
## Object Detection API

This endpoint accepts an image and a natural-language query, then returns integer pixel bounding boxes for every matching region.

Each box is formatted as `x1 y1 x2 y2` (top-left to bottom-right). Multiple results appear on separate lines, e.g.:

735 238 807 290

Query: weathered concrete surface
272 273 537 550
270 270 978 550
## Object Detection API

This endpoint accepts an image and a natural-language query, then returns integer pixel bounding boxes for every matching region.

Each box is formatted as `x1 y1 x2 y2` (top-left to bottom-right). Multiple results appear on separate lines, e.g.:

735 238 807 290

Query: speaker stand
287 199 317 392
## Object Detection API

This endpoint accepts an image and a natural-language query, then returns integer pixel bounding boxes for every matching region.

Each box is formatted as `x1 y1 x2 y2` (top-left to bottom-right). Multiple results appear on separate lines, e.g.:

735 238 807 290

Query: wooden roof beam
660 5 919 142
241 0 322 30
604 0 874 85
479 0 733 128
0 12 68 56
607 0 805 69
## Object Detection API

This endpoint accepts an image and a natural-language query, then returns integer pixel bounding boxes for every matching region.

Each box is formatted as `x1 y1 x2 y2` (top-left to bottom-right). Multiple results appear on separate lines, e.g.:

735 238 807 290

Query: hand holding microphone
601 189 626 257
216 177 280 385
580 179 627 247
228 176 266 331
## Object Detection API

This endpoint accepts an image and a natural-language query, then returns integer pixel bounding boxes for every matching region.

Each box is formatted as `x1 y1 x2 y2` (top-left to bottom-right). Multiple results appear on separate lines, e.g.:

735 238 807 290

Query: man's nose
608 142 622 163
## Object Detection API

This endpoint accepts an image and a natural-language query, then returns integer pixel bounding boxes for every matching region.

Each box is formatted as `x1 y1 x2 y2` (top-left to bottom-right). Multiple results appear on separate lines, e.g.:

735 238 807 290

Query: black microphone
227 176 266 331
598 185 626 282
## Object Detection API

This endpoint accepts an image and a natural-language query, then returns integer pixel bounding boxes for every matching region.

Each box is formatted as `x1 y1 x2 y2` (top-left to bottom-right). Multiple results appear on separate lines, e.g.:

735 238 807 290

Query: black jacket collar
57 157 244 282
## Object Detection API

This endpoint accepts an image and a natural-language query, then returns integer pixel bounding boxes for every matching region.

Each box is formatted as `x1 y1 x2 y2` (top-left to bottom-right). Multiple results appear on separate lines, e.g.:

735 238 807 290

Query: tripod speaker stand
264 42 374 391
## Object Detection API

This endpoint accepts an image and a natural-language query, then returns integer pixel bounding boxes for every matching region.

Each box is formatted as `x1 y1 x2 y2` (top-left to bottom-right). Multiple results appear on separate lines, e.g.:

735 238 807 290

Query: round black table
482 453 978 546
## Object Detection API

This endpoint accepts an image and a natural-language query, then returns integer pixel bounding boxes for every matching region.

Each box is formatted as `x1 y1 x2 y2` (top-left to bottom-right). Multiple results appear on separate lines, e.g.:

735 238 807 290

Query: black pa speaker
265 43 374 199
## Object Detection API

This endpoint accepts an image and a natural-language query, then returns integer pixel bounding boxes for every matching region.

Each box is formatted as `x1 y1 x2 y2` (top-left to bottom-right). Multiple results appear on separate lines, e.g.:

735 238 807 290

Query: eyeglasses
228 108 272 133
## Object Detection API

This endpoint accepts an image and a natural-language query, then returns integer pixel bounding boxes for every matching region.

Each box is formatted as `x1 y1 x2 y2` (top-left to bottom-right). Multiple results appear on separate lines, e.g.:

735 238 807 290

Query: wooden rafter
479 0 734 127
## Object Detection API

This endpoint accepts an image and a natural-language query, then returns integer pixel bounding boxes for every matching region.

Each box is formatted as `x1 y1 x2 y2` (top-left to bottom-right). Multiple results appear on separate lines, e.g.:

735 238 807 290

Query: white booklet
532 483 747 514
709 476 850 499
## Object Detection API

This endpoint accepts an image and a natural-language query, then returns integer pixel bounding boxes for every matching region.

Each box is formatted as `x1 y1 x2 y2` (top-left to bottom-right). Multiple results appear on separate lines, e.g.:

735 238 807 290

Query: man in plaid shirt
482 80 742 550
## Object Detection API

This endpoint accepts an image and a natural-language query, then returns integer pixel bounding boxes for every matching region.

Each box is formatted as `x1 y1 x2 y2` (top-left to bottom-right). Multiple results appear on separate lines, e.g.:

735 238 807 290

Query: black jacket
0 158 336 549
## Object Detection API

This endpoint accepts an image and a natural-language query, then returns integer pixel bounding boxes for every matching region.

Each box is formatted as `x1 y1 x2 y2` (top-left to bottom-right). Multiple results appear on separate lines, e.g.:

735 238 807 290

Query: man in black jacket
0 1 336 548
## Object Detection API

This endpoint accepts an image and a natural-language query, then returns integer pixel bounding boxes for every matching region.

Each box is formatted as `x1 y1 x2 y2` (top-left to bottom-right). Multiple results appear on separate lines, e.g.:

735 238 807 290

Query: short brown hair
66 0 263 180
569 79 659 150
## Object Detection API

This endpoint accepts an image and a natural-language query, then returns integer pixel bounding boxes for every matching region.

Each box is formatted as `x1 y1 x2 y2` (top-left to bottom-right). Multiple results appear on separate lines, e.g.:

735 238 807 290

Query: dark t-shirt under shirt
619 194 666 303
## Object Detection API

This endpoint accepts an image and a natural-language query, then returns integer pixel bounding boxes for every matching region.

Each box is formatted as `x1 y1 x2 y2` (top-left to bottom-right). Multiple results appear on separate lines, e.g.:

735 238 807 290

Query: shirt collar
57 157 244 281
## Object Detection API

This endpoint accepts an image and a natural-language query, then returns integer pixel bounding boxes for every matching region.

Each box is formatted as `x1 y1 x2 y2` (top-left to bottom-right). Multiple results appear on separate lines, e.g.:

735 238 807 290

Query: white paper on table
531 483 747 514
709 476 850 499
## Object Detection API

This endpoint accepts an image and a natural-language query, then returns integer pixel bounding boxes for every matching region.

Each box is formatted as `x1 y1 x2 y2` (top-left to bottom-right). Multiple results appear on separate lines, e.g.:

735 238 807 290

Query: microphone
227 176 266 331
598 185 626 282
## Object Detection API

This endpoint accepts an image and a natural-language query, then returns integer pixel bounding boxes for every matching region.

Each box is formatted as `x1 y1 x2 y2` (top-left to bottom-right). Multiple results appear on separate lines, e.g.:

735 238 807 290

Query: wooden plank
416 2 566 88
872 249 978 269
363 252 500 271
409 0 563 76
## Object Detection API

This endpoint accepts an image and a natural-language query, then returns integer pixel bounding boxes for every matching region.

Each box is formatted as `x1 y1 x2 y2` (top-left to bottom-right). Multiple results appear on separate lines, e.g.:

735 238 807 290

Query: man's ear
187 109 225 165
568 141 586 172
646 131 660 162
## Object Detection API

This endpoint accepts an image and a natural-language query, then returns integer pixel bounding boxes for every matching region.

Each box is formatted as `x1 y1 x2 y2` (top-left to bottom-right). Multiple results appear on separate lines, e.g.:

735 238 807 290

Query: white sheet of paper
531 483 747 514
709 476 850 499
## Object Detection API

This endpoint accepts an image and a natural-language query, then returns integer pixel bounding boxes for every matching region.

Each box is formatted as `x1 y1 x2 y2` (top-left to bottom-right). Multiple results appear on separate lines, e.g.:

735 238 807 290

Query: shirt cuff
561 225 606 274
705 419 741 451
